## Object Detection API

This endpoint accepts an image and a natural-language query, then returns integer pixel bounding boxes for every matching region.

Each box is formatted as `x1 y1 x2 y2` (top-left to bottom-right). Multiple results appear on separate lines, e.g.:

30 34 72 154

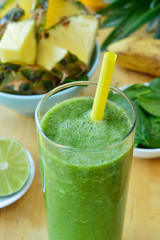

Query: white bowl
120 84 160 159
0 42 100 117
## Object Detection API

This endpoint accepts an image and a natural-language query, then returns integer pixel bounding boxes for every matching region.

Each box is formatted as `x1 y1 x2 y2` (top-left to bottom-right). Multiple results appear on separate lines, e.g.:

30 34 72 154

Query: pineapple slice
46 0 87 29
0 19 37 65
37 40 89 83
39 15 99 65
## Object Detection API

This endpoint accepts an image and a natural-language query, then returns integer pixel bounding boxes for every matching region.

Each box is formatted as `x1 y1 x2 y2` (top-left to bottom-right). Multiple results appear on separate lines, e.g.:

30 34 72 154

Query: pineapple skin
0 57 88 95
51 52 89 84
0 63 60 95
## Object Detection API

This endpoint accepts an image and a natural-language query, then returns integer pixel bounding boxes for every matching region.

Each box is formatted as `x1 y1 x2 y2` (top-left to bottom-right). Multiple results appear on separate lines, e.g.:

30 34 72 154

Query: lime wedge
0 138 30 196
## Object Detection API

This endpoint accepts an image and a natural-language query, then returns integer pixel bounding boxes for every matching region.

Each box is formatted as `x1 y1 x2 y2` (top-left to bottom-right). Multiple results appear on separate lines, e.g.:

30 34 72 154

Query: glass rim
35 81 137 152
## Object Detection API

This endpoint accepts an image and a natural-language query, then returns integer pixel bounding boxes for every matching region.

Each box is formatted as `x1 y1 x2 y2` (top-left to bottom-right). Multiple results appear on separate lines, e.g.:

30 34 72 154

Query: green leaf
146 16 158 32
154 15 160 38
124 84 151 100
101 13 128 28
108 91 133 117
134 101 151 147
134 141 139 148
148 116 160 148
97 0 135 16
150 0 160 9
118 81 160 148
101 11 133 51
137 93 160 117
150 78 160 93
101 3 160 50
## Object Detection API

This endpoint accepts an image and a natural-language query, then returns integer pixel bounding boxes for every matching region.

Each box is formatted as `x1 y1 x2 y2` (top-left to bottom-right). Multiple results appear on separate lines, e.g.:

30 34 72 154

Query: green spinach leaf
137 94 160 117
148 117 160 148
134 101 151 147
124 84 151 100
108 92 133 117
150 78 160 93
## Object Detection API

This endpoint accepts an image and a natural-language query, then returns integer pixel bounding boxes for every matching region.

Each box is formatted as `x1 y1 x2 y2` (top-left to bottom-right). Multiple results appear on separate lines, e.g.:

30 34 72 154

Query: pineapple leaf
101 2 160 50
146 17 158 32
101 11 133 50
97 0 128 16
154 15 160 38
100 12 129 28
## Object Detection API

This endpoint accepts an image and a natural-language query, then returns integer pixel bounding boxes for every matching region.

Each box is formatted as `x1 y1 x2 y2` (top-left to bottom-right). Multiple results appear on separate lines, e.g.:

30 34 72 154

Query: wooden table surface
0 28 160 240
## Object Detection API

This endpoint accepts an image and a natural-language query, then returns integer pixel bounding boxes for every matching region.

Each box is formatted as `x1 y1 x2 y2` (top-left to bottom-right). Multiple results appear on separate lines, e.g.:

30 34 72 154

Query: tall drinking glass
35 81 136 240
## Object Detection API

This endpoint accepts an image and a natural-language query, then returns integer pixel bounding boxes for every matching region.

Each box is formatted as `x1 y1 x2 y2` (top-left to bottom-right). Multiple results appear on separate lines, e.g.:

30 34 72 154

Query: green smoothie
40 97 133 240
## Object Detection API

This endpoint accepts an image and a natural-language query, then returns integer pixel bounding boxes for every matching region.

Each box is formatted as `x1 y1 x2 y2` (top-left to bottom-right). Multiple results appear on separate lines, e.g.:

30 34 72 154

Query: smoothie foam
41 97 132 150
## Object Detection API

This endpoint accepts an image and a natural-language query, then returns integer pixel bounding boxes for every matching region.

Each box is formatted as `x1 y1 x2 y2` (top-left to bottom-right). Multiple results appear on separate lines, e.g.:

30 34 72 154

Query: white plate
0 150 35 208
119 83 160 159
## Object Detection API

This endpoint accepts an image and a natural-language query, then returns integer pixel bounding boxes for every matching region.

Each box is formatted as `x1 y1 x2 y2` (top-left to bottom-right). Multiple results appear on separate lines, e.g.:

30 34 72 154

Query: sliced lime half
0 138 30 196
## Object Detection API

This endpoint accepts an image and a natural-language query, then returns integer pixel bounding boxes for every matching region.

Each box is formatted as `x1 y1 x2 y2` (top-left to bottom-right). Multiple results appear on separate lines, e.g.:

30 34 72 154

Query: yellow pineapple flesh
0 19 37 65
46 0 87 29
39 15 99 65
37 42 67 71
37 39 89 84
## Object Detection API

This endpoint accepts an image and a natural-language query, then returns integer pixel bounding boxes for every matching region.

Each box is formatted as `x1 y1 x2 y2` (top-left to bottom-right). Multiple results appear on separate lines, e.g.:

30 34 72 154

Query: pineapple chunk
46 0 87 29
0 19 37 65
37 42 67 71
37 39 89 83
39 15 99 65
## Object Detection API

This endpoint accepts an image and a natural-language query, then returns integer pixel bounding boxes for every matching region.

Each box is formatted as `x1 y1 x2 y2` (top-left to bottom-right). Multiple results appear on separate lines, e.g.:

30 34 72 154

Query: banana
108 36 160 77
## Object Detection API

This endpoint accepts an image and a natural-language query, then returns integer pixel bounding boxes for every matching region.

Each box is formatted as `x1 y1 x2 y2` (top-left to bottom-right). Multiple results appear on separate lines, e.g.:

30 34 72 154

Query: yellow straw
90 52 117 121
